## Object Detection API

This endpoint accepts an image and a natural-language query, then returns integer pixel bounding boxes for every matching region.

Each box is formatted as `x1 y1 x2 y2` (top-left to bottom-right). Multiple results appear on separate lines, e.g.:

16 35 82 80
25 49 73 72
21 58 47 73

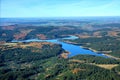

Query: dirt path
104 54 120 60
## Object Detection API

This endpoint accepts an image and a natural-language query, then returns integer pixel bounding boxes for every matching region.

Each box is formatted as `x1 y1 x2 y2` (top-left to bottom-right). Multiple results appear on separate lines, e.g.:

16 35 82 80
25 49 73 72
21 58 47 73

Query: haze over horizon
1 0 120 18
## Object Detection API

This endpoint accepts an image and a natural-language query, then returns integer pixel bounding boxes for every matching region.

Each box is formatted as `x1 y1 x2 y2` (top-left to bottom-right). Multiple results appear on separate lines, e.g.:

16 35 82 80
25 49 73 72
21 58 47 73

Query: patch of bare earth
104 54 120 60
76 32 91 38
69 59 85 63
20 29 34 34
0 42 53 51
0 43 18 51
72 68 85 74
14 29 34 40
107 31 118 37
60 51 70 59
36 34 46 39
21 63 32 69
69 59 119 70
76 31 103 39
14 33 27 40
93 31 102 38
95 64 118 70
19 42 53 49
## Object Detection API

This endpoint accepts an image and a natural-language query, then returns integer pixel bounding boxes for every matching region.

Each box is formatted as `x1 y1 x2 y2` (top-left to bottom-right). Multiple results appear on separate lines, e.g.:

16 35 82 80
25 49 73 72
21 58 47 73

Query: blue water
12 36 106 57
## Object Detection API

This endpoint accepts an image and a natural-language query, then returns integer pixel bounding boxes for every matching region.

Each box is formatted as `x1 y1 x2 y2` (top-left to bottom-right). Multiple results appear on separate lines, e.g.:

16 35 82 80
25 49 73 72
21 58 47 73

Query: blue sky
1 0 120 17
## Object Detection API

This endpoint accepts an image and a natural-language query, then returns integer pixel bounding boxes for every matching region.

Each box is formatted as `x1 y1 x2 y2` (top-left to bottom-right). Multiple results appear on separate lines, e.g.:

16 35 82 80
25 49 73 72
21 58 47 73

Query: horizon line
1 16 120 18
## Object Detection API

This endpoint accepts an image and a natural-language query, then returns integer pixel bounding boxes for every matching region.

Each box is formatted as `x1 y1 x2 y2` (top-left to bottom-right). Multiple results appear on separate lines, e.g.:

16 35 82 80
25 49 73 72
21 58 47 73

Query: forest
0 18 120 80
0 42 120 80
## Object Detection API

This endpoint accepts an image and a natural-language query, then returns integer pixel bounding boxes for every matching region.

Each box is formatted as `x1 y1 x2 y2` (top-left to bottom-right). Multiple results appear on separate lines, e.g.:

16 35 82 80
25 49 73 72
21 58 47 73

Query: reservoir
12 36 106 57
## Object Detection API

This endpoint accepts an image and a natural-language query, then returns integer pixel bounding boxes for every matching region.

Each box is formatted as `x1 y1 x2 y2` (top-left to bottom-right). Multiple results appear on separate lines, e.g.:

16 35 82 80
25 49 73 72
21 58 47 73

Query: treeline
71 55 120 64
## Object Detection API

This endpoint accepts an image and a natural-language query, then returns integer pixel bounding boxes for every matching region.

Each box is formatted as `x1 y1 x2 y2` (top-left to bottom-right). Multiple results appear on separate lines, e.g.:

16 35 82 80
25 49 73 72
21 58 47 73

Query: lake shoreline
80 46 120 60
62 40 120 59
11 36 108 58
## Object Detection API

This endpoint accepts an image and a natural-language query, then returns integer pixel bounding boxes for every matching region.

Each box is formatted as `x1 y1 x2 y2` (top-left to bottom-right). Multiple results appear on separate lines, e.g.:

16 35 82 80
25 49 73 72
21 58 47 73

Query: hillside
0 18 120 80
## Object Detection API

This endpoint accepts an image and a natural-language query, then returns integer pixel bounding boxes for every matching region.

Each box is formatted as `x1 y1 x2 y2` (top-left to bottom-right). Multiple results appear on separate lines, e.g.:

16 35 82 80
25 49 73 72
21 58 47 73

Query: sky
0 0 120 18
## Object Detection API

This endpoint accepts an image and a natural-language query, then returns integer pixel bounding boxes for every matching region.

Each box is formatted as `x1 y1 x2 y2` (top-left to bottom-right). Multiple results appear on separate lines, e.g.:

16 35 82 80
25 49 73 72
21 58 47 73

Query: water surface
12 36 106 57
